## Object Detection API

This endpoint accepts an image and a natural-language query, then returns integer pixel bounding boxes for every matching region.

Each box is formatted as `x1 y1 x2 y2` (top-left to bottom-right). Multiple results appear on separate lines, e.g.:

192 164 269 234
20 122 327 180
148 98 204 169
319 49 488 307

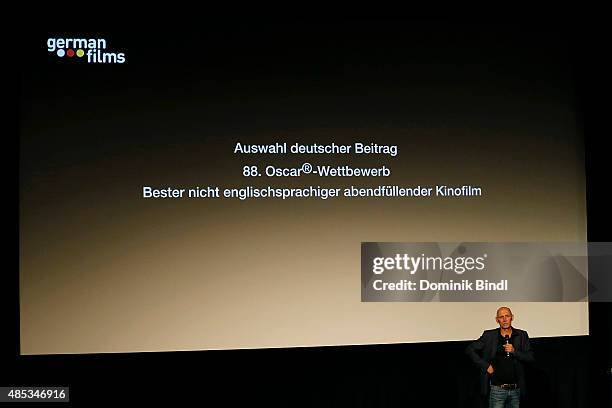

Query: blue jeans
489 385 520 408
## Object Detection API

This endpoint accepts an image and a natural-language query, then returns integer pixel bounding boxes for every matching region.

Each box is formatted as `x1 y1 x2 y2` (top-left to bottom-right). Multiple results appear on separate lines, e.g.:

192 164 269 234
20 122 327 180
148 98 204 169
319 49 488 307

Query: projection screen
19 23 588 354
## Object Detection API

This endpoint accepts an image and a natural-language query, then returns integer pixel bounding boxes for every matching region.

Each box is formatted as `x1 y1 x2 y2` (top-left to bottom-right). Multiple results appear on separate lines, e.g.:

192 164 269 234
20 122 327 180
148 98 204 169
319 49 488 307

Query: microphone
505 335 510 357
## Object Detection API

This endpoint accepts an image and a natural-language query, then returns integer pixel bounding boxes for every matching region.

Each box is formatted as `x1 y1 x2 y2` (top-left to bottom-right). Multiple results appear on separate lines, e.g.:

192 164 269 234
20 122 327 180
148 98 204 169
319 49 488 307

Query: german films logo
47 37 126 64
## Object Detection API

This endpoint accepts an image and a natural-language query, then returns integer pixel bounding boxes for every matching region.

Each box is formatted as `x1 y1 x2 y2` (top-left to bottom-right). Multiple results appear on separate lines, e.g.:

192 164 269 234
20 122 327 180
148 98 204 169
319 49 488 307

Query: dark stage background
10 19 612 406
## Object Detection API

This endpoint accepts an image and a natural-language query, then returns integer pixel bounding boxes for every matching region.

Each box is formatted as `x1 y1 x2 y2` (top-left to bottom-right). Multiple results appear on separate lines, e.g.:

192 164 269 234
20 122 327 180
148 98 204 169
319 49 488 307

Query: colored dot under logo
67 49 75 57
57 49 65 57
76 49 84 57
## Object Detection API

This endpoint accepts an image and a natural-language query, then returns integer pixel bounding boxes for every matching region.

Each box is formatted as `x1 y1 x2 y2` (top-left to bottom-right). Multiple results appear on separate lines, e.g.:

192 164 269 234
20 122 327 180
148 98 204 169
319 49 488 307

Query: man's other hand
487 365 494 375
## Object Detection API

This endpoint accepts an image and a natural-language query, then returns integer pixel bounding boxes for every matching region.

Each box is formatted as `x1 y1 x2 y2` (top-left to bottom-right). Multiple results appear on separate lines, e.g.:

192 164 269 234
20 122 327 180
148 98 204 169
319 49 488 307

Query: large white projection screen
20 26 588 354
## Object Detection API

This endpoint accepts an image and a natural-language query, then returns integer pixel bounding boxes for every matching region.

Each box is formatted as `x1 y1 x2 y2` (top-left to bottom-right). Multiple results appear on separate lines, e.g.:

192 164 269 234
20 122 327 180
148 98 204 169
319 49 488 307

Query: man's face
496 308 513 329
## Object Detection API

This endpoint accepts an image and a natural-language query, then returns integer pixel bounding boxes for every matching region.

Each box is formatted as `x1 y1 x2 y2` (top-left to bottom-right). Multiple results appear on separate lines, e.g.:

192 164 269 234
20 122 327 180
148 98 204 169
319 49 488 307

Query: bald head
495 307 513 329
496 307 512 317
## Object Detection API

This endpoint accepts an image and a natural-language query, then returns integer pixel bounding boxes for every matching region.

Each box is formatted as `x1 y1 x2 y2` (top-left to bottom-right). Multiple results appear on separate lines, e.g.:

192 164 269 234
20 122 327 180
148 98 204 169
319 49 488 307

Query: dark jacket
465 327 535 397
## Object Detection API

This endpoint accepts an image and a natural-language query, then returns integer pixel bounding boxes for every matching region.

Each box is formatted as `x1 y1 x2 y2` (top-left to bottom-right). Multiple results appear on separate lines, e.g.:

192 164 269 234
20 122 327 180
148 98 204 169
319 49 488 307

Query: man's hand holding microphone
487 336 515 375
504 335 515 356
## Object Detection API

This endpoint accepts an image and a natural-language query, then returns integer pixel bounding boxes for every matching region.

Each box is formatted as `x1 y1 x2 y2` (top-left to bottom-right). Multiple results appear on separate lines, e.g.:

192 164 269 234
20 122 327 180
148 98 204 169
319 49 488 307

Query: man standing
465 307 535 407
